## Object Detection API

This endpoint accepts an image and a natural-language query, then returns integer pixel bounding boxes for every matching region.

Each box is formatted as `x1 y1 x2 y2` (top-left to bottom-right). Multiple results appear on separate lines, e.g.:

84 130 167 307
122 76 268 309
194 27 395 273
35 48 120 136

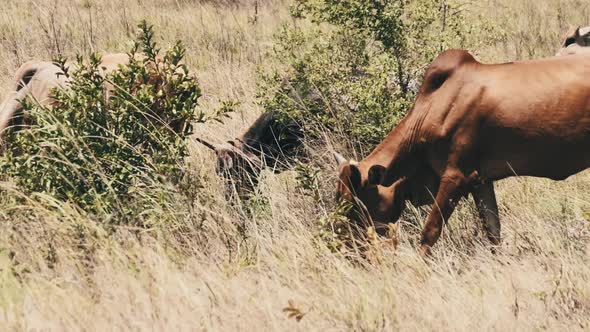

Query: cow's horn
195 137 218 151
333 152 347 165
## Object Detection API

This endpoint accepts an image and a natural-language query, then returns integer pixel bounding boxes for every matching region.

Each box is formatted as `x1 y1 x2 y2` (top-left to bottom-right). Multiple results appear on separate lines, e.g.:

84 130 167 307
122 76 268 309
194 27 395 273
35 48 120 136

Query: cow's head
195 111 304 200
334 153 407 233
196 137 262 198
557 26 590 56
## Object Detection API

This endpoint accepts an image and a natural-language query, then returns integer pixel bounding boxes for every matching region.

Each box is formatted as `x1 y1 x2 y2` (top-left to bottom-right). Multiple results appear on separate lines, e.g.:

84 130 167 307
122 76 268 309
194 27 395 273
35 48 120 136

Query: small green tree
0 21 202 221
259 0 497 151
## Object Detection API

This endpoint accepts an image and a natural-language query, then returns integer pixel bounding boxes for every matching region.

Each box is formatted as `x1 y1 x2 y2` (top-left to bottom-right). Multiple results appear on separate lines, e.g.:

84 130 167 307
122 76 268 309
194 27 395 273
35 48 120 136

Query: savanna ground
0 0 590 330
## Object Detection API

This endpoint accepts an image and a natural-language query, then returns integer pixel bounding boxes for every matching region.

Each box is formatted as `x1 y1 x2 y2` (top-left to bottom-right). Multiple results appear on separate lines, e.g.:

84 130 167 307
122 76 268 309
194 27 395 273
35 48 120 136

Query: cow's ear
339 163 361 191
347 164 362 190
563 25 579 47
579 26 590 45
368 165 387 186
575 26 582 42
218 151 234 170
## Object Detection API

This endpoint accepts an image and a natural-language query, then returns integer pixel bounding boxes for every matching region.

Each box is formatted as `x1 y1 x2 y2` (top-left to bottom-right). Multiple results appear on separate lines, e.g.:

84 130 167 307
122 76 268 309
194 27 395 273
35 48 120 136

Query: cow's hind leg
419 168 473 255
472 181 501 245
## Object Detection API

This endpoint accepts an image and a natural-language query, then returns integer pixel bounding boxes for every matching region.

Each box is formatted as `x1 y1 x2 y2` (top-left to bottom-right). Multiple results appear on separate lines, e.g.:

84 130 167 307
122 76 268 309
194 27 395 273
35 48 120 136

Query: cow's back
463 54 590 180
479 54 590 127
558 44 590 56
97 53 130 74
0 53 131 139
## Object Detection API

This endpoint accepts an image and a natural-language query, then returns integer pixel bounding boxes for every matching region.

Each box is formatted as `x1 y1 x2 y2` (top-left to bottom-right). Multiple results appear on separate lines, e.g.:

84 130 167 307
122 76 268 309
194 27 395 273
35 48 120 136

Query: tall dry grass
0 0 589 330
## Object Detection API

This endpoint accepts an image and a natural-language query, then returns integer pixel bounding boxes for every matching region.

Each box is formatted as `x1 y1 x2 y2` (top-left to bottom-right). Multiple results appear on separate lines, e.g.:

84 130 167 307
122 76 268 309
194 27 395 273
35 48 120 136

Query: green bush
0 22 202 219
258 0 493 150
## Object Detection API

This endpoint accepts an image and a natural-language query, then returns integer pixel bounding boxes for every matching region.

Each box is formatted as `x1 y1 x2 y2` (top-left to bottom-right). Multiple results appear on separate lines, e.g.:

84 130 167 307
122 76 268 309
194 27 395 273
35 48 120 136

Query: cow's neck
361 118 413 180
360 113 419 185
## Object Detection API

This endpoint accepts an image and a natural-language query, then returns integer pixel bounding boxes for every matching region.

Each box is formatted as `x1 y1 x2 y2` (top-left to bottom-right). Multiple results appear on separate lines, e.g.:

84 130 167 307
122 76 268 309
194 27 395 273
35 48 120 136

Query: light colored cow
556 26 590 56
0 53 130 137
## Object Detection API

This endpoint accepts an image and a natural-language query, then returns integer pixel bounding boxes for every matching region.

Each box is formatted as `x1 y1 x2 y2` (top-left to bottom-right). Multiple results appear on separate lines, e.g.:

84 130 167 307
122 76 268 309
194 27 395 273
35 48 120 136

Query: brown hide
336 49 590 254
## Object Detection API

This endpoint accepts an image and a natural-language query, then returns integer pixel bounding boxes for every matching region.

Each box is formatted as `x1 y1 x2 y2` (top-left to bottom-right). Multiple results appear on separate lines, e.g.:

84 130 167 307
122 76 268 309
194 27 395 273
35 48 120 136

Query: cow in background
197 110 304 199
0 53 131 139
556 25 590 56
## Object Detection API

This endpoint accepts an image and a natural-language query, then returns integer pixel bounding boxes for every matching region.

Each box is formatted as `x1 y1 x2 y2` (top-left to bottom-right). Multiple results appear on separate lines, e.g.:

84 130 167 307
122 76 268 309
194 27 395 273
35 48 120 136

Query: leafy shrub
0 22 202 219
258 0 494 150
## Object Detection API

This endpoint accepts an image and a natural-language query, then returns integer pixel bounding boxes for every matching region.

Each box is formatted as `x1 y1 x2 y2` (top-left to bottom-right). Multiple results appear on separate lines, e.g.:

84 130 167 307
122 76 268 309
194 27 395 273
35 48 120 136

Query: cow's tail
0 61 40 144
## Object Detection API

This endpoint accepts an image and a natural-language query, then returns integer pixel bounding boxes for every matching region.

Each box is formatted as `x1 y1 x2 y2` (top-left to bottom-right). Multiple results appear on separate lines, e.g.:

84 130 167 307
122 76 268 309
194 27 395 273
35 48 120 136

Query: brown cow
0 53 130 138
556 26 590 56
335 49 590 255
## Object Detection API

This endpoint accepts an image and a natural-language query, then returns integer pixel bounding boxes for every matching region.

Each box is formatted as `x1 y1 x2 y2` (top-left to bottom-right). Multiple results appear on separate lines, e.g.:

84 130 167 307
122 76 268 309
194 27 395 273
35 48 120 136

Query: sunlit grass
0 0 589 330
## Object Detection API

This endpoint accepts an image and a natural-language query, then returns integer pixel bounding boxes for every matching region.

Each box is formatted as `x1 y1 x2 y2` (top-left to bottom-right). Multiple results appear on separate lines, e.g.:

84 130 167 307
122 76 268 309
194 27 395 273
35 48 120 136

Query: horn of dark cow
194 137 218 151
333 152 347 166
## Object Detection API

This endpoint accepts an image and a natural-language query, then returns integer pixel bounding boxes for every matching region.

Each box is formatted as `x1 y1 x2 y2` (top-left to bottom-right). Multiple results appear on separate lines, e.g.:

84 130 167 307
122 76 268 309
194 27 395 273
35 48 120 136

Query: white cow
556 26 590 56
0 53 130 138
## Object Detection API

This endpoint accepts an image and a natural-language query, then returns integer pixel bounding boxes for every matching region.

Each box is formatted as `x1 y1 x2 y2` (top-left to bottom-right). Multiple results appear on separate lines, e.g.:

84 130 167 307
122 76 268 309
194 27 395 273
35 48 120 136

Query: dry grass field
0 0 590 330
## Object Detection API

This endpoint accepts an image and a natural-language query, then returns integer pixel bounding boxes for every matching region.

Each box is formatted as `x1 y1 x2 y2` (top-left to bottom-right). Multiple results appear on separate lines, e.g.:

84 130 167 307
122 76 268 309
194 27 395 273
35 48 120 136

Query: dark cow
198 110 304 199
335 49 590 255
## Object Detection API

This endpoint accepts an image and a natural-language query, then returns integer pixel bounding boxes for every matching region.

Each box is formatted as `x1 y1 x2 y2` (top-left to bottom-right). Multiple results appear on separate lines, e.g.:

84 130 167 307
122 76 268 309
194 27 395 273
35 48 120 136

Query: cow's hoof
487 237 501 255
417 244 432 257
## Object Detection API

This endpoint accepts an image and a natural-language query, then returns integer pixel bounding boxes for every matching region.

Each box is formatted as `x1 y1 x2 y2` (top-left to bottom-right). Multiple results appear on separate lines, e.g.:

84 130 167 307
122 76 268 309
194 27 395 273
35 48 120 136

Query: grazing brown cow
197 110 304 199
0 53 130 138
556 26 590 56
335 49 590 255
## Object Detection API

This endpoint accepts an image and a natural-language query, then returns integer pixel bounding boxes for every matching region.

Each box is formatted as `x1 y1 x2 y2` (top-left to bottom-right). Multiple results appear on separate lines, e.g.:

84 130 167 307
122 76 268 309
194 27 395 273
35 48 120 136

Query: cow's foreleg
472 181 501 245
419 168 471 255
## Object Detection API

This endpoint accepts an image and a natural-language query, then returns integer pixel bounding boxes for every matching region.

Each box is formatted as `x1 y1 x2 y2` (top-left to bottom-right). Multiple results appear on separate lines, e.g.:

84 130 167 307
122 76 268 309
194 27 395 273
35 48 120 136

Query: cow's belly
478 132 590 181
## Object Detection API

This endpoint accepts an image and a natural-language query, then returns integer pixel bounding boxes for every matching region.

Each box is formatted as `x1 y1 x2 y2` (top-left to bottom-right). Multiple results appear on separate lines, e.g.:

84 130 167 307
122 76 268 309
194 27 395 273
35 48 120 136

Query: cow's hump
421 49 476 94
